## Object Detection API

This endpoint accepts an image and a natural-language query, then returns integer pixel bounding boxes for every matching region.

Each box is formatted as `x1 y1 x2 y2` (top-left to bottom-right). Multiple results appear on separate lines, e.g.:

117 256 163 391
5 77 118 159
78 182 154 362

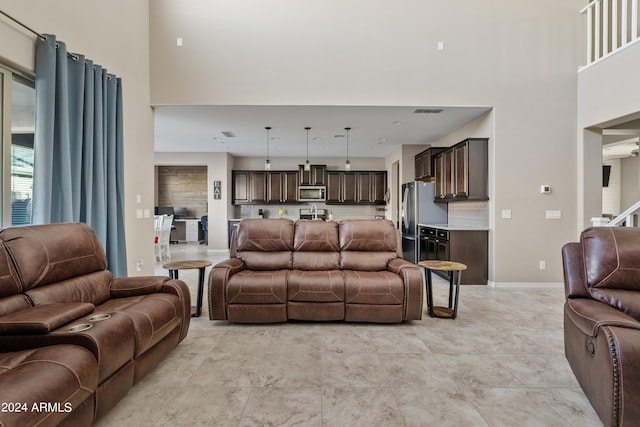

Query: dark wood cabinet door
433 154 444 199
250 171 267 203
414 153 425 180
326 171 342 203
299 165 326 186
372 171 387 204
443 150 454 198
357 172 372 203
232 171 250 204
267 172 283 203
342 172 357 203
283 171 299 202
454 142 469 198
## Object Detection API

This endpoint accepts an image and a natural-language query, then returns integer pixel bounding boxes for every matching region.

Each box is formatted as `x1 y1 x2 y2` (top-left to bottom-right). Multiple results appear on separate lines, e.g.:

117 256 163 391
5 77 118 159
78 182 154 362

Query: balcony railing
581 0 640 68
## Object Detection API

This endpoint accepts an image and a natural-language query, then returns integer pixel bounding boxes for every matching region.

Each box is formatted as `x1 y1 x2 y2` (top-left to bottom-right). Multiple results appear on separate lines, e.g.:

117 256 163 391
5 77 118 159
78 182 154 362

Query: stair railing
607 200 640 227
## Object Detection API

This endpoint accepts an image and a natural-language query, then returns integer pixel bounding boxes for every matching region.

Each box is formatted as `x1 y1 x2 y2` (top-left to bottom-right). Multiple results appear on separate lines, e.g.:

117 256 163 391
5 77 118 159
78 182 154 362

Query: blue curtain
32 34 127 277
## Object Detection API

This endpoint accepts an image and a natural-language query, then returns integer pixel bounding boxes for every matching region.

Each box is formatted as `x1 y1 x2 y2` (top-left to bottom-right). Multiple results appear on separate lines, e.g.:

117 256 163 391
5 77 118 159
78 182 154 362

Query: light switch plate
546 210 561 220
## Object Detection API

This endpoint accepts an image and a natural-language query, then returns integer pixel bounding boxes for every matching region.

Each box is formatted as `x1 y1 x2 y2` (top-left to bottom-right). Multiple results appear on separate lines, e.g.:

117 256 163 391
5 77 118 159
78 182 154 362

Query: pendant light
264 126 271 170
304 127 311 171
344 127 351 171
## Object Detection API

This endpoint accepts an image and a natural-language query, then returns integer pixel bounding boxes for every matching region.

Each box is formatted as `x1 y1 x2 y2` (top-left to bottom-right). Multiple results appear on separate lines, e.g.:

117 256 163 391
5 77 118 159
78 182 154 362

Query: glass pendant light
304 127 311 171
344 127 351 171
264 126 271 170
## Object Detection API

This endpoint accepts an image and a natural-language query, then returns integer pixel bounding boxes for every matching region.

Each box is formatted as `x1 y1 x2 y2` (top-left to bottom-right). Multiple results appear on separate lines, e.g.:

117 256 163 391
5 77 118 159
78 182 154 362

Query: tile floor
95 243 602 427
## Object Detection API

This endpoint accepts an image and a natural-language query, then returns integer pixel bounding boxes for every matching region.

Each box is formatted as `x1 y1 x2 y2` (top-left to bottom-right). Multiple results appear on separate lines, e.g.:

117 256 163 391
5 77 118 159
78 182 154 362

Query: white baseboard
487 281 564 289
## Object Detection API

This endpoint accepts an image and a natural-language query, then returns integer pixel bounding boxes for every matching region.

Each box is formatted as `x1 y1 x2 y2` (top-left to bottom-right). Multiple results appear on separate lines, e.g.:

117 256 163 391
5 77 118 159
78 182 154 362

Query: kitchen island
418 224 488 285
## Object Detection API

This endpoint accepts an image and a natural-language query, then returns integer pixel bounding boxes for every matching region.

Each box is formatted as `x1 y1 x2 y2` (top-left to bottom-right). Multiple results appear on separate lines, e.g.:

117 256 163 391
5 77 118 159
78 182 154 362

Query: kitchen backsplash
447 201 489 228
238 203 383 221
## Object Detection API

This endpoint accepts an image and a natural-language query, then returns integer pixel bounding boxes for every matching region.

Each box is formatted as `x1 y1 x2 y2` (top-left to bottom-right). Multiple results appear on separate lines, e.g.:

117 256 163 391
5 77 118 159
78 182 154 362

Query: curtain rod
0 9 45 40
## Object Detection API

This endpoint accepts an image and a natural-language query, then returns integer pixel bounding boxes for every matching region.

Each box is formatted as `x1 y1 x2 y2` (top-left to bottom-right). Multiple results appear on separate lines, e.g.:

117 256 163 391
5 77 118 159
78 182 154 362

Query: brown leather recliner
562 227 640 427
209 218 423 323
0 222 191 426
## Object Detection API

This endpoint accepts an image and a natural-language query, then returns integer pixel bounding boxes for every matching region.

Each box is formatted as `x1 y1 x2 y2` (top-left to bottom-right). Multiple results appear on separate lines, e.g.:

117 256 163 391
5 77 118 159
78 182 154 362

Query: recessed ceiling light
392 121 402 125
271 137 280 141
371 146 378 151
325 146 331 151
313 137 322 141
378 138 388 144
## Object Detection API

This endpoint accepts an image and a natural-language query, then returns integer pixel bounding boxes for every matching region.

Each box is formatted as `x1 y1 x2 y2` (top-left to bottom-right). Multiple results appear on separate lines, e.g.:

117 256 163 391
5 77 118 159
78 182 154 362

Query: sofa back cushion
293 220 340 270
0 223 108 291
339 219 398 271
235 218 294 270
0 241 21 298
581 227 640 320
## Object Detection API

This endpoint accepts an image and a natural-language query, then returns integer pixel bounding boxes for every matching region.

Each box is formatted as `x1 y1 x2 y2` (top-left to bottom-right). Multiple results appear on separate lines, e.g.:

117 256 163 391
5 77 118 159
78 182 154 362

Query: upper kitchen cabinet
434 138 488 202
298 164 326 186
232 170 298 204
327 171 386 205
326 171 357 204
267 171 299 204
414 147 446 181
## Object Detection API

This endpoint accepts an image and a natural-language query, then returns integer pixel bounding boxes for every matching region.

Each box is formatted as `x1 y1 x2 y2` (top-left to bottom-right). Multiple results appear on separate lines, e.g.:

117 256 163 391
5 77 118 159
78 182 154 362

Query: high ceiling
602 118 640 160
153 105 492 158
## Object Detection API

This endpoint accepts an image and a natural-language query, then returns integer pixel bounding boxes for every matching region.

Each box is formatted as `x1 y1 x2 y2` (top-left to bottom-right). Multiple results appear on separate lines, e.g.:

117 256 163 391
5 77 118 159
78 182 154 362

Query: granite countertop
418 223 490 231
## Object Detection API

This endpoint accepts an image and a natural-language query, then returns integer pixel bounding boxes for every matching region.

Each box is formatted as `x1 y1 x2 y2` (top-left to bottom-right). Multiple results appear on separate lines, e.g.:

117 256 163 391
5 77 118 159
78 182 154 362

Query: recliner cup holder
67 323 93 332
88 313 112 322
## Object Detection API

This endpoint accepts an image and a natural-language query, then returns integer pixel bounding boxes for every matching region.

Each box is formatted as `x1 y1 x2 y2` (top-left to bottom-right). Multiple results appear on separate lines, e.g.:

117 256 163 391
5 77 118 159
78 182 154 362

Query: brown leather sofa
562 227 640 427
209 218 423 323
0 222 191 427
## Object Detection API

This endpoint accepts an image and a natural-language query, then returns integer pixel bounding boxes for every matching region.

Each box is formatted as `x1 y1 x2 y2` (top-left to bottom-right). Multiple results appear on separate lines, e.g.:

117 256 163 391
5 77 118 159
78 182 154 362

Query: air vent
334 134 346 138
221 131 236 138
414 108 443 114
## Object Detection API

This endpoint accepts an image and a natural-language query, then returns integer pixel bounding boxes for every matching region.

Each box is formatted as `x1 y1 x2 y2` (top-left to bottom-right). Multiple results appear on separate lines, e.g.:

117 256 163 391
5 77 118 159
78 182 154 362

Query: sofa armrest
109 276 169 298
566 298 640 337
208 258 245 320
159 279 191 342
0 303 95 334
387 258 424 320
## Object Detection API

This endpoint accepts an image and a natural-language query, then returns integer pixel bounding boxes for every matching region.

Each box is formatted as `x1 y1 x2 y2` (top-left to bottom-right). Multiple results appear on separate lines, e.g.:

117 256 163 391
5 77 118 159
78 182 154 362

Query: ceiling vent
414 108 443 114
221 131 236 138
334 134 346 138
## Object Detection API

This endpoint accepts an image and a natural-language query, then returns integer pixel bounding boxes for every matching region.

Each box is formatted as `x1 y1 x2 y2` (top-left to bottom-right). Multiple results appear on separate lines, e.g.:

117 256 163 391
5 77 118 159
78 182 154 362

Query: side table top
418 260 467 271
163 260 212 270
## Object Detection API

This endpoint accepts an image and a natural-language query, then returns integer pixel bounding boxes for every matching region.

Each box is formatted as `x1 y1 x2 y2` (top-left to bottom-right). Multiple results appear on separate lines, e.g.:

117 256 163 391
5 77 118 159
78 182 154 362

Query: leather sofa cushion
293 252 340 270
339 219 397 252
0 345 98 427
226 270 287 304
344 270 404 305
294 220 339 251
340 251 397 271
236 218 294 252
582 227 640 291
0 241 20 298
237 251 292 270
25 270 112 307
0 223 108 291
97 294 182 358
288 270 344 302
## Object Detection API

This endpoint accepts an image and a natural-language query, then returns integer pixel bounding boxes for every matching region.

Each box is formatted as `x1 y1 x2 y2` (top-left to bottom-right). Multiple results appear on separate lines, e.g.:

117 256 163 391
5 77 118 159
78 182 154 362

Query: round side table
163 260 212 317
418 260 467 319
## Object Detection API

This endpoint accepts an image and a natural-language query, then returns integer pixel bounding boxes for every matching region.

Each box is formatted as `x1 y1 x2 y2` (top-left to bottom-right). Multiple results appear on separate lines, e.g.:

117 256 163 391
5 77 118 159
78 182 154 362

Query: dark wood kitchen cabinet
327 171 386 205
249 172 267 203
419 226 488 285
298 164 326 186
267 171 299 203
326 171 357 203
415 147 446 181
433 138 488 202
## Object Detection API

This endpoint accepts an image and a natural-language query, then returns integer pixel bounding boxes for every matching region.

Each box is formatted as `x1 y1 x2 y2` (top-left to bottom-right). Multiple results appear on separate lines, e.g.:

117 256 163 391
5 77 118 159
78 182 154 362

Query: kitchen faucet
311 203 317 220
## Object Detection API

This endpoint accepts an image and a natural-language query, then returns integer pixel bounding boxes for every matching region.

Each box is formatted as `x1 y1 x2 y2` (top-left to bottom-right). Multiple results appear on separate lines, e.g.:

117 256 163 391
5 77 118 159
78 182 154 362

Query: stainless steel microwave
298 186 326 202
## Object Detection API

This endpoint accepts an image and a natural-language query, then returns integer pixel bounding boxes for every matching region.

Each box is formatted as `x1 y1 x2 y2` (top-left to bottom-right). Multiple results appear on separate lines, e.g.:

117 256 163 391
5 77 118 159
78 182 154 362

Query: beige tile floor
95 243 602 427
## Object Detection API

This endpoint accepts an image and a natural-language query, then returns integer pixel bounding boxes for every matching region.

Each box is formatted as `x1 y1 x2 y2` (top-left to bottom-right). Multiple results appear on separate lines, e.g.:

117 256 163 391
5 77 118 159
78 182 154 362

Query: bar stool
418 260 467 319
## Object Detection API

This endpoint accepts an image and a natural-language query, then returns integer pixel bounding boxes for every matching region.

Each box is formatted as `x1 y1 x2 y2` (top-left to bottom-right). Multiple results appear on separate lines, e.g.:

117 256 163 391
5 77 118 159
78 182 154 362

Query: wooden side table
163 260 212 317
418 260 467 319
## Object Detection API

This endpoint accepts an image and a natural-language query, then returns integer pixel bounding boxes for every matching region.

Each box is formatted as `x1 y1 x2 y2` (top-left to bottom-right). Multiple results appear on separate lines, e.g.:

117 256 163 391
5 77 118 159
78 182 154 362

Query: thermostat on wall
540 185 551 194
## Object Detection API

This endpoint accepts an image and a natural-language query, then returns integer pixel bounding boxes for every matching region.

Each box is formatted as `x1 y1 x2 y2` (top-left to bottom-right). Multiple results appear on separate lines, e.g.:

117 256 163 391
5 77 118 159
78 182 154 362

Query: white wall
149 0 585 284
621 156 640 210
602 159 621 216
0 0 156 275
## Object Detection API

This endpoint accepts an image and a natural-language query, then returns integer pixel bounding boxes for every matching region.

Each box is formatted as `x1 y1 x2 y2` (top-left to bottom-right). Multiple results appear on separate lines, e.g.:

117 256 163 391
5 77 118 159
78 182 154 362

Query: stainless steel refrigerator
401 181 448 263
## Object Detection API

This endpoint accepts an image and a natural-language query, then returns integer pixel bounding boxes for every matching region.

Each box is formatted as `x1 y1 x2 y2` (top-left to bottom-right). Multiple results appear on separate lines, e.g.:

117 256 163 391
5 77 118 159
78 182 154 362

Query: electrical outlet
136 259 143 272
501 209 512 219
539 260 546 270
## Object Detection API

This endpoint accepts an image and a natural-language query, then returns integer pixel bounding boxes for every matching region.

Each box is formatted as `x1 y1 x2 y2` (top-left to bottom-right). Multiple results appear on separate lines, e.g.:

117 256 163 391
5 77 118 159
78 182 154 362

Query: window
1 67 35 226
